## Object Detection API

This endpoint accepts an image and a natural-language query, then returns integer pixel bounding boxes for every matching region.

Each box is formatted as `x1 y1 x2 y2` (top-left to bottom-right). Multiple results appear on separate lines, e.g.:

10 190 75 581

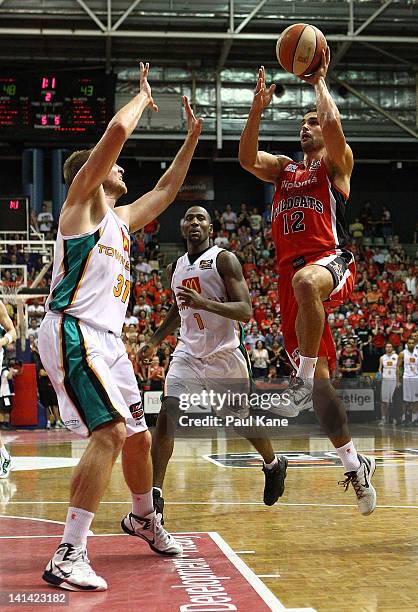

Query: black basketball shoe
153 487 165 524
262 455 288 506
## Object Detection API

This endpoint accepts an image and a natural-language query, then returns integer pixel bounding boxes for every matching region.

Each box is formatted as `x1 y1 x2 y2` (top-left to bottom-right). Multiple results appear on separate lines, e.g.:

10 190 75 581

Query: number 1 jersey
46 208 131 335
171 246 242 359
271 158 350 269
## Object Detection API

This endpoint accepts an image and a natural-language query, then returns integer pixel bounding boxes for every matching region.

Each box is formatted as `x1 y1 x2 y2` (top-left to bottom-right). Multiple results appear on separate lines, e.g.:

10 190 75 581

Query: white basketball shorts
403 378 418 403
38 313 147 437
165 347 251 416
381 379 396 404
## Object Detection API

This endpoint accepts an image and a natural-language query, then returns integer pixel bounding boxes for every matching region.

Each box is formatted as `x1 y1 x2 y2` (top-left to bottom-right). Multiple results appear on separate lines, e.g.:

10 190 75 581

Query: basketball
276 23 327 76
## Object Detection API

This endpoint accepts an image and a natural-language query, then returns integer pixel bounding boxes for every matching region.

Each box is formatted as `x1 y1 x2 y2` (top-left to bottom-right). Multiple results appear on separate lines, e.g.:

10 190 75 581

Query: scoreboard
0 71 114 140
0 198 29 234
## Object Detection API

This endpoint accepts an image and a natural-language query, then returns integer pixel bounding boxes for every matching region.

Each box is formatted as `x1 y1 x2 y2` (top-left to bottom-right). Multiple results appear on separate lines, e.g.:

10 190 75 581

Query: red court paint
0 522 285 611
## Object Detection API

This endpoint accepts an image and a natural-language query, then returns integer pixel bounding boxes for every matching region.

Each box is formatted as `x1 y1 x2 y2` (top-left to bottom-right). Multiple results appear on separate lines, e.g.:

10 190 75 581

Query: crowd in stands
1 199 417 415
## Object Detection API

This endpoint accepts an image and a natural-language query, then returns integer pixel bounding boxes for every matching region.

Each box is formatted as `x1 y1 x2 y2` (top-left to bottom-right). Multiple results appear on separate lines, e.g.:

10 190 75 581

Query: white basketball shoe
339 454 377 516
42 543 107 591
121 510 183 555
269 376 313 417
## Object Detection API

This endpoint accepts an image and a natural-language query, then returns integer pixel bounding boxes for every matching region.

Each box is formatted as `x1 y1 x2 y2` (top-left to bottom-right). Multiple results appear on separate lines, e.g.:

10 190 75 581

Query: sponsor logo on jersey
284 163 298 172
121 227 130 254
281 176 318 191
292 348 300 363
129 401 144 420
309 160 321 170
182 276 202 293
199 259 213 270
272 196 324 221
328 260 345 283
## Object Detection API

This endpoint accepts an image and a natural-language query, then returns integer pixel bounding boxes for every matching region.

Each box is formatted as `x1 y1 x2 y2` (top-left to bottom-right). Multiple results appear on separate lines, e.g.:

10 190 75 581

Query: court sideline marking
0 517 316 611
4 501 418 509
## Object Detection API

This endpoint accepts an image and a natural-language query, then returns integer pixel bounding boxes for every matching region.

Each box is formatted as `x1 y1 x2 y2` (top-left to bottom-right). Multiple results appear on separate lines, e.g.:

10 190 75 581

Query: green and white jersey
46 208 131 335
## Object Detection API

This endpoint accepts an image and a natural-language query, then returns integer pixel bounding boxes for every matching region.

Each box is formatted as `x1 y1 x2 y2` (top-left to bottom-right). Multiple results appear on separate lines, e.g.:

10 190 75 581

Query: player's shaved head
184 206 212 222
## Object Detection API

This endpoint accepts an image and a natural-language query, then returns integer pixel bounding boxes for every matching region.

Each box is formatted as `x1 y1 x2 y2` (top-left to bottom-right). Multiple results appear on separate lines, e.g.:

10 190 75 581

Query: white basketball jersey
171 246 241 359
382 353 398 379
403 349 418 379
46 208 131 335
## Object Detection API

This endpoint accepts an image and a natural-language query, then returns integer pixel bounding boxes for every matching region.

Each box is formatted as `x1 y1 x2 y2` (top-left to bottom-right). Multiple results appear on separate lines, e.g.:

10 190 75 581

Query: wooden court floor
1 423 417 611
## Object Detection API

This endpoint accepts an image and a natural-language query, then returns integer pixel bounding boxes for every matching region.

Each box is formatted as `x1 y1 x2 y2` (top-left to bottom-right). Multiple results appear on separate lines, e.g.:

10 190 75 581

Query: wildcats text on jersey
272 196 324 221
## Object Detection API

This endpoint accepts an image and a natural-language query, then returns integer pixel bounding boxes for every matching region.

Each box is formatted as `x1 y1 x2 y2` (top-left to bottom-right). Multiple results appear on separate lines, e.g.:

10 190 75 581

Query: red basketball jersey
271 158 350 268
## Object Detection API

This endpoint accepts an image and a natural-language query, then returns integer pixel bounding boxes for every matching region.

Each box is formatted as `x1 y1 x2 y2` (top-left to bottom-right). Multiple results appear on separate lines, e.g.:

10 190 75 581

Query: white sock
335 441 361 473
131 489 154 518
264 456 278 471
297 355 318 380
61 507 94 548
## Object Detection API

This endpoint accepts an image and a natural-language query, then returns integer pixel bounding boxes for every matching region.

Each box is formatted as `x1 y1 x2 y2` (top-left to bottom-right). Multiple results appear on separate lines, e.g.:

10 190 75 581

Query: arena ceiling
0 1 417 70
0 1 417 161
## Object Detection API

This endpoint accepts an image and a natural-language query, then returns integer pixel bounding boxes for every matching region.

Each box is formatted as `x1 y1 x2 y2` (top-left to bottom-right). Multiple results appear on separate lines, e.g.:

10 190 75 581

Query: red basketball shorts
278 250 356 374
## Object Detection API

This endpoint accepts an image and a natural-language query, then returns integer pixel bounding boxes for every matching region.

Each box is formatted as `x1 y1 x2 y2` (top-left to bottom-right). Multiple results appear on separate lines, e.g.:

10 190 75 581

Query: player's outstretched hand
298 47 330 85
252 66 276 112
183 96 203 139
137 343 155 364
140 61 158 112
176 285 207 310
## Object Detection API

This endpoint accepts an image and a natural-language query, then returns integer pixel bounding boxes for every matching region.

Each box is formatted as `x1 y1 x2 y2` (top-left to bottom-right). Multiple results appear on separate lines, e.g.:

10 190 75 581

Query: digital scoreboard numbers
0 71 114 139
0 198 29 233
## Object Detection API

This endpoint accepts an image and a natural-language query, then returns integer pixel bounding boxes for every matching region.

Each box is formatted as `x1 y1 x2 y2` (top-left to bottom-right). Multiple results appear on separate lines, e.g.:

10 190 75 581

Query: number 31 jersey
171 246 241 359
271 158 350 268
45 208 131 335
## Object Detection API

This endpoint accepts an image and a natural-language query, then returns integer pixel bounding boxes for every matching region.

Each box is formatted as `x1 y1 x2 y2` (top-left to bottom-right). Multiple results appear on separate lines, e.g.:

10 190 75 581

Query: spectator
124 309 139 327
237 203 251 229
214 230 229 248
349 217 364 242
338 342 362 378
386 313 403 350
148 356 165 391
37 204 54 234
381 205 392 237
245 324 265 352
222 204 237 232
251 340 269 379
135 256 152 277
267 340 289 376
250 207 262 234
27 318 39 341
143 217 160 244
405 267 417 296
265 322 283 348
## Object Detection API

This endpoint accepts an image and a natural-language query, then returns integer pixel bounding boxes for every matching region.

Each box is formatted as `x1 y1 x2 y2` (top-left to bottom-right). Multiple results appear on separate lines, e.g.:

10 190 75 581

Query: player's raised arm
0 301 16 348
239 66 291 183
298 48 353 180
65 62 156 206
176 251 252 323
126 97 202 233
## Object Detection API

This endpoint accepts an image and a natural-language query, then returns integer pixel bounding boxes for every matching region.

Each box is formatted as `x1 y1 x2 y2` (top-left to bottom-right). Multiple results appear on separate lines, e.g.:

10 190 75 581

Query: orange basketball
276 23 327 77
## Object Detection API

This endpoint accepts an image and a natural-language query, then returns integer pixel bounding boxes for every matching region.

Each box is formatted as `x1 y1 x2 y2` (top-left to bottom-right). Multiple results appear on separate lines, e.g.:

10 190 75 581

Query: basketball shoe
121 510 182 555
262 456 288 506
153 487 165 524
0 448 11 479
42 543 107 591
269 377 313 417
338 454 376 516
